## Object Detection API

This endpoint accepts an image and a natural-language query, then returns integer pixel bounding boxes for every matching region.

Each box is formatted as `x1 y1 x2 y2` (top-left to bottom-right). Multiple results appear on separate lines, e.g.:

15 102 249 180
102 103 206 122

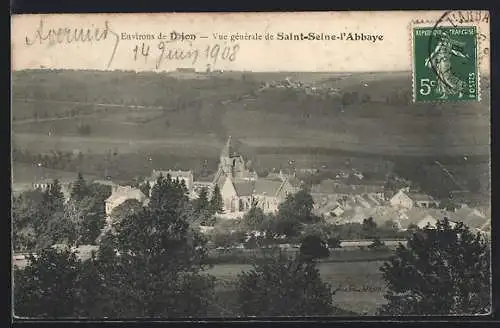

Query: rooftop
409 193 436 202
450 205 489 230
254 179 283 196
106 186 147 204
311 179 384 195
233 181 254 197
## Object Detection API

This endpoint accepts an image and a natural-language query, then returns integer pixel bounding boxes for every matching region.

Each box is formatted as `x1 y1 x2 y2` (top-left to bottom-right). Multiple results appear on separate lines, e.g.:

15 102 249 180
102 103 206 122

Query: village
13 135 491 251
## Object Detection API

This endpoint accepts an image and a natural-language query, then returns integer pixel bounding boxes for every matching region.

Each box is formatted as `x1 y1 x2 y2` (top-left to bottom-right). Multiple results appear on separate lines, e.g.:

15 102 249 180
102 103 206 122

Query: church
146 136 301 217
211 136 301 217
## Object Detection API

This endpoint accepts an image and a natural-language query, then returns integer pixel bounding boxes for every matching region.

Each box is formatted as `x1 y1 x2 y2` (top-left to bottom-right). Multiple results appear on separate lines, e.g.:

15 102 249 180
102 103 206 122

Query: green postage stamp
412 25 479 102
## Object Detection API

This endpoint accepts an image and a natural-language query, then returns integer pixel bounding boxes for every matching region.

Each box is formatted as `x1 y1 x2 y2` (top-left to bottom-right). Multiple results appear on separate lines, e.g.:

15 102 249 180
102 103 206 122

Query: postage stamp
412 25 478 102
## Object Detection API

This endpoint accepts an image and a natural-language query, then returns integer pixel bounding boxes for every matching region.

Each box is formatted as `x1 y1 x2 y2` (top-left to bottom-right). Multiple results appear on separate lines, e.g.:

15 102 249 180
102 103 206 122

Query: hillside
11 70 491 205
12 70 490 157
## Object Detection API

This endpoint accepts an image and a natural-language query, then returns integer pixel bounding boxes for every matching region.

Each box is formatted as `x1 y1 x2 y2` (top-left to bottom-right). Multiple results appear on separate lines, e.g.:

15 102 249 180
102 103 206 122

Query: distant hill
12 69 490 158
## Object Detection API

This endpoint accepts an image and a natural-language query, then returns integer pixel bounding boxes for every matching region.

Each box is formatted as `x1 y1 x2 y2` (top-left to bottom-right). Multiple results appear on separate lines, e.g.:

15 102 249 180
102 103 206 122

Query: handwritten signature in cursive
25 19 120 69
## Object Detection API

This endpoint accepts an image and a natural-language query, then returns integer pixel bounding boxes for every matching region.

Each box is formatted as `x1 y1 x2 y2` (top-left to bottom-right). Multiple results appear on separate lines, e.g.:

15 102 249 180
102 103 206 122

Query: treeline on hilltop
13 172 491 317
12 70 259 108
13 69 421 120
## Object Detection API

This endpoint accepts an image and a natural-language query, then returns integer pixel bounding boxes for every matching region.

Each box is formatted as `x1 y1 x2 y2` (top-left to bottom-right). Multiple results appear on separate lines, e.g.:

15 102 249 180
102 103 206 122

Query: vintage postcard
11 11 491 319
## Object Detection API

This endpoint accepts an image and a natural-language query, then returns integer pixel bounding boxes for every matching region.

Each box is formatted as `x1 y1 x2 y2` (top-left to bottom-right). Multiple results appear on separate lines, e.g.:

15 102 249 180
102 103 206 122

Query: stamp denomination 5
412 25 478 102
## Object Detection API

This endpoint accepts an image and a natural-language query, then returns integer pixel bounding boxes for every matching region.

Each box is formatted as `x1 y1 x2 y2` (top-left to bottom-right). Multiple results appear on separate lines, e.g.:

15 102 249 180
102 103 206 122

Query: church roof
233 181 254 196
254 179 283 196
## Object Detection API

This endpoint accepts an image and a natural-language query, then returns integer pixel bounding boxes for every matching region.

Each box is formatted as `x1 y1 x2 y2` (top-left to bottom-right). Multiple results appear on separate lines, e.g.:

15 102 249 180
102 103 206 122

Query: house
449 204 490 232
331 204 345 217
390 188 440 210
105 185 148 217
312 194 341 217
31 178 72 200
389 188 414 209
33 178 54 191
416 215 439 229
396 207 456 230
311 179 384 198
409 193 440 208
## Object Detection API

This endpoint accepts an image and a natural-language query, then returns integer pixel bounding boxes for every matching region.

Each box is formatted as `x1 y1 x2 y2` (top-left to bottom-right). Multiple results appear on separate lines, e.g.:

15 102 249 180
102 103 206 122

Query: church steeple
221 136 233 158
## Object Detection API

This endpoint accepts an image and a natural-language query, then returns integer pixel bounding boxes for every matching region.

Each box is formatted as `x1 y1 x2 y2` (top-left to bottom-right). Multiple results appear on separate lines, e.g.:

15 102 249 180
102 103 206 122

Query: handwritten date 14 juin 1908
133 41 240 69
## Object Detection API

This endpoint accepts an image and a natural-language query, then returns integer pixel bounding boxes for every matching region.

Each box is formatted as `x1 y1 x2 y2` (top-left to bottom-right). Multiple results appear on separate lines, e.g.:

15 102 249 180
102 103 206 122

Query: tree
24 180 70 249
278 188 315 223
44 179 65 215
193 187 210 213
210 185 224 214
110 199 143 224
299 234 330 260
236 252 336 316
368 236 386 250
91 173 216 317
379 218 491 315
242 201 265 230
407 223 420 233
13 247 83 318
71 173 89 202
362 217 377 239
382 219 398 232
326 236 342 249
88 183 112 201
138 181 151 197
149 174 189 215
275 188 316 237
76 196 106 245
12 190 46 251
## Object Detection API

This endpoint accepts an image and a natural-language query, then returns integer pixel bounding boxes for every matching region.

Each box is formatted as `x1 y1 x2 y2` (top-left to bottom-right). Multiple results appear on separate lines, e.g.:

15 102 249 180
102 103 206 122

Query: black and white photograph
11 11 491 319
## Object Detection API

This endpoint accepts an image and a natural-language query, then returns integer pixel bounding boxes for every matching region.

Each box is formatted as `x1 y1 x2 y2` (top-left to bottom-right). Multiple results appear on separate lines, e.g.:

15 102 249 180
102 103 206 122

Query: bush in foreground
299 234 330 260
379 218 491 315
236 252 336 316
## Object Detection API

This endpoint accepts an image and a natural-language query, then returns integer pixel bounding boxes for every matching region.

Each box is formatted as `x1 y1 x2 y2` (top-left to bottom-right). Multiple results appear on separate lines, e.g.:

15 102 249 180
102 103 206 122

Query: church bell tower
219 136 246 179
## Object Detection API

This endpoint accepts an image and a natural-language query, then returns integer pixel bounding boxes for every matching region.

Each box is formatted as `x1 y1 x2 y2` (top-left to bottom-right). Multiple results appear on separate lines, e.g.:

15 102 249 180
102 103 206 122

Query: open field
11 162 103 184
12 70 490 158
12 133 223 156
205 260 387 315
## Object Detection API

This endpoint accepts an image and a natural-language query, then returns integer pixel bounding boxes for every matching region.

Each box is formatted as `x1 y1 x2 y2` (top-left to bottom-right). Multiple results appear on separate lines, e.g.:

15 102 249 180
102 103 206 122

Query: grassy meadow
205 260 387 316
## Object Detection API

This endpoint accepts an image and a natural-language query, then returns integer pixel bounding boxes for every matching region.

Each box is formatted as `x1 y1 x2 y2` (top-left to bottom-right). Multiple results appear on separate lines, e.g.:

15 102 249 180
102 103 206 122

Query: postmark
412 25 478 102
